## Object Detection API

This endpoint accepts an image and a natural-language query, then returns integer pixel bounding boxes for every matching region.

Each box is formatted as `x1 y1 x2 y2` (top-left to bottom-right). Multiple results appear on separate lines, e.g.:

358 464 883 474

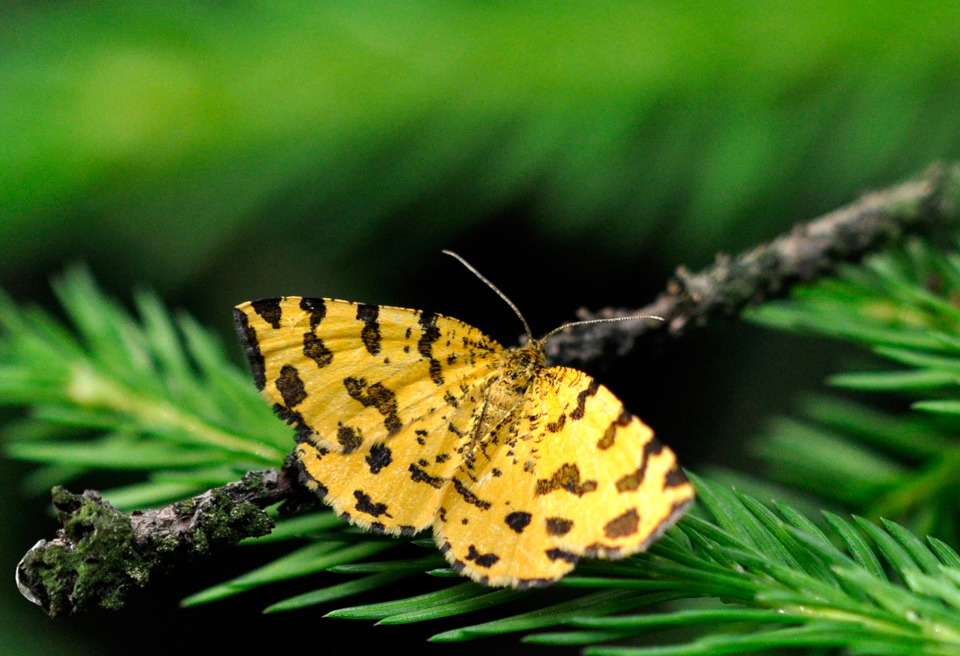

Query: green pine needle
238 511 343 545
0 265 291 508
433 590 682 642
193 475 960 654
262 570 419 613
747 239 960 541
4 255 960 654
324 582 487 620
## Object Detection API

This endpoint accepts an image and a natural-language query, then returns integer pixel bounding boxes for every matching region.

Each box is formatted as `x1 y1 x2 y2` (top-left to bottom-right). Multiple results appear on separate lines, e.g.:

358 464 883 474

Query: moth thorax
469 345 544 444
504 343 545 384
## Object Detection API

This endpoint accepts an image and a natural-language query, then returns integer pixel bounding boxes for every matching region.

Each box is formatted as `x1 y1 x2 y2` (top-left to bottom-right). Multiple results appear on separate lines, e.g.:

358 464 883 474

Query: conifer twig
16 466 303 617
11 163 960 622
546 163 960 365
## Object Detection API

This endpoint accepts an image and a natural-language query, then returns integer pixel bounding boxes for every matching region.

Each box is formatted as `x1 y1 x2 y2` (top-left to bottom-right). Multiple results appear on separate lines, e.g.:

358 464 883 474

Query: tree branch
545 163 960 365
16 465 304 617
14 163 960 616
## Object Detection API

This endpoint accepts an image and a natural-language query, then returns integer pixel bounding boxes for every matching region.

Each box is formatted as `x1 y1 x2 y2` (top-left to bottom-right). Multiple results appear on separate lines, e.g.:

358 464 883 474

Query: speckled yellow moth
234 253 693 587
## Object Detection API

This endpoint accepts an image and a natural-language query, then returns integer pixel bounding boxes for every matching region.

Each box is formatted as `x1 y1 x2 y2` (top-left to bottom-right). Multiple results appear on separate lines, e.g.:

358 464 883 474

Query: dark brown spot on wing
251 298 282 329
546 414 566 433
604 508 640 538
343 376 402 434
418 311 440 357
353 490 390 517
452 477 491 509
536 463 597 497
356 303 382 356
299 297 326 329
366 442 392 474
276 365 307 408
570 379 601 421
598 408 632 450
545 517 574 536
292 456 329 497
428 360 443 387
303 332 333 368
233 309 265 390
409 463 445 489
664 465 688 488
465 545 500 568
616 439 665 492
337 424 362 453
273 403 312 440
504 511 532 533
545 549 578 563
417 311 444 385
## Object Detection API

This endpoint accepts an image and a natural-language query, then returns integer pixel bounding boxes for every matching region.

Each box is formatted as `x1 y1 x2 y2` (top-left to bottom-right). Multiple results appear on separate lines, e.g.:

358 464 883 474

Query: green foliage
177 474 960 655
4 252 960 654
747 239 960 542
5 5 960 654
3 3 960 286
0 265 289 508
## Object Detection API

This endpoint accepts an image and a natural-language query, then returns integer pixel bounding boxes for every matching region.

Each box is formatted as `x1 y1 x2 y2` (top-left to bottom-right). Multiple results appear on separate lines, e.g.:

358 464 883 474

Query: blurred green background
2 2 959 654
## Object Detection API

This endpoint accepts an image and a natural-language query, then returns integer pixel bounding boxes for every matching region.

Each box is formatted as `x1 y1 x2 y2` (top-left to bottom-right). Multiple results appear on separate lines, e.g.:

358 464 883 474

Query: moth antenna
541 315 664 343
442 250 534 343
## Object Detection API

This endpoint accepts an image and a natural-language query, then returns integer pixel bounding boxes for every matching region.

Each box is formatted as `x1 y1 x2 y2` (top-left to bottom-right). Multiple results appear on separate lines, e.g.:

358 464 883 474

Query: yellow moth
234 253 693 588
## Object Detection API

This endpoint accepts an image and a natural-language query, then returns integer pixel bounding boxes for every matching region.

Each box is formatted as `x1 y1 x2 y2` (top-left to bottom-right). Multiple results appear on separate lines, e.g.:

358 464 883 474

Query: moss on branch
16 467 300 616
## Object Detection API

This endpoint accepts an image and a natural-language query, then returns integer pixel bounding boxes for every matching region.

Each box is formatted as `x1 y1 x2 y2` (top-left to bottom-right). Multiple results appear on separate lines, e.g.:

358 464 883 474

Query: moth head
511 343 547 373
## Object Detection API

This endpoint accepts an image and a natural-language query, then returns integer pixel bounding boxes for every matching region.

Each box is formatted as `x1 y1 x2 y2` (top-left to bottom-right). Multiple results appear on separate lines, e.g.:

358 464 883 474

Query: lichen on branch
16 467 300 616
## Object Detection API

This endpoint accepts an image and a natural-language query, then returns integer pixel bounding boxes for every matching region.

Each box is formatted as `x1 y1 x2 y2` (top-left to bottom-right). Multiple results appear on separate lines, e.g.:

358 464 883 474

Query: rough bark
16 466 302 617
545 163 960 365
